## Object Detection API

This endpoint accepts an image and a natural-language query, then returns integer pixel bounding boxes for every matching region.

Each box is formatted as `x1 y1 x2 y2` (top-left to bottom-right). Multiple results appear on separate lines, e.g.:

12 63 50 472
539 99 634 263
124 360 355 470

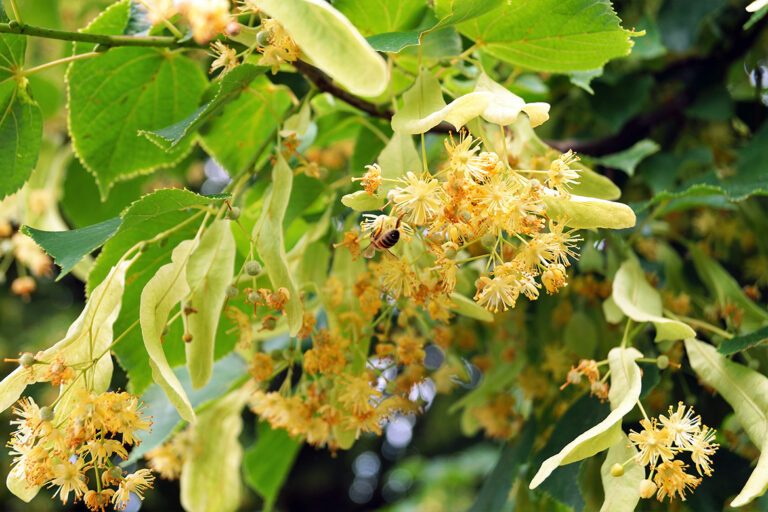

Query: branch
0 21 199 49
549 12 768 156
293 59 454 134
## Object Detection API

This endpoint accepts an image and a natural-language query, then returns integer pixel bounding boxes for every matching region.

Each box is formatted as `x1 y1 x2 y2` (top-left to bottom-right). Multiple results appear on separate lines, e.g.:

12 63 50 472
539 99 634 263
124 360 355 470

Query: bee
363 214 404 258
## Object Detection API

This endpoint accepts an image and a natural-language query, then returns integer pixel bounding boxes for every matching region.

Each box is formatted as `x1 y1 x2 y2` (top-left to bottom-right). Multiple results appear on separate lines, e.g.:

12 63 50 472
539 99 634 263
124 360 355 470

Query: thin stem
22 51 100 76
636 399 650 421
620 318 633 348
664 310 733 339
9 0 21 24
0 22 199 48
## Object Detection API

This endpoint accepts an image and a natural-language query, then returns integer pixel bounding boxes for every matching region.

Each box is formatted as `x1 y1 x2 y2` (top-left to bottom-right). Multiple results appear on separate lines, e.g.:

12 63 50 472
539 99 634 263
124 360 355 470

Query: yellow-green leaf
180 383 253 512
530 347 643 489
341 190 385 211
600 434 643 512
450 292 493 322
391 68 491 134
0 258 133 415
612 259 696 341
474 72 550 127
256 155 304 336
186 220 236 390
250 0 387 97
542 193 636 230
140 239 196 422
377 131 421 194
684 338 768 507
6 465 39 502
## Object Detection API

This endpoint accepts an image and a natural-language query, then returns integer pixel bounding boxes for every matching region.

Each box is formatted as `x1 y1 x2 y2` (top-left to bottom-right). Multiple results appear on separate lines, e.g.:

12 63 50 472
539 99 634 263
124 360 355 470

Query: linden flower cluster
257 18 301 73
626 403 719 502
349 134 583 314
8 390 154 511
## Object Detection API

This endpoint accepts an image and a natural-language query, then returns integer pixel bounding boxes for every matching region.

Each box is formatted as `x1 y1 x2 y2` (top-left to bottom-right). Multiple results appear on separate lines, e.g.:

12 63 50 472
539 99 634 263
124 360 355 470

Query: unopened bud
19 353 35 368
225 285 239 298
245 261 262 276
638 479 657 499
256 29 270 47
610 463 624 477
183 333 193 343
481 232 496 249
228 206 241 220
656 355 669 370
39 406 54 422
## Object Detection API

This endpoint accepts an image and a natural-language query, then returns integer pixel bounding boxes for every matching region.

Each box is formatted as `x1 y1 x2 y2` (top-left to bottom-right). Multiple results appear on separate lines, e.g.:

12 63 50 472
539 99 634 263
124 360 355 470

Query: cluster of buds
559 359 609 400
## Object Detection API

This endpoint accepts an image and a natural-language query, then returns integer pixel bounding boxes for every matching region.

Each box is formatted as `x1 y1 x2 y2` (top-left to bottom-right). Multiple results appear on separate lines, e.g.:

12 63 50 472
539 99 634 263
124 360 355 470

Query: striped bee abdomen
373 229 400 250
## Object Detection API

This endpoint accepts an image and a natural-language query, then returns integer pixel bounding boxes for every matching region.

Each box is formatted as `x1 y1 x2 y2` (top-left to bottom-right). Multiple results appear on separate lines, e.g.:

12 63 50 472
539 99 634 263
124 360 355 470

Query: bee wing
362 244 377 259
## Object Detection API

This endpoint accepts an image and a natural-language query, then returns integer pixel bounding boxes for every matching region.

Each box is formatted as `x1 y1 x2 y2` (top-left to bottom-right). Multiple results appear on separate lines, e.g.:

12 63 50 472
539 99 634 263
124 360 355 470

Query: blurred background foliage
0 0 767 510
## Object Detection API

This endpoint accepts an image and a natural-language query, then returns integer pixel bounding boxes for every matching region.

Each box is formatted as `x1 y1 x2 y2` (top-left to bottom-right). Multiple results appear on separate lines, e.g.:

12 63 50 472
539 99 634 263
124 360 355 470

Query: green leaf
250 0 387 97
599 434 643 512
450 292 493 322
569 68 603 95
377 131 421 194
67 0 207 198
595 139 660 177
0 8 25 83
432 0 506 29
200 75 292 175
128 354 248 463
690 245 768 332
334 0 425 35
140 239 197 422
186 220 236 390
366 31 422 53
0 82 43 199
142 64 266 150
340 190 384 211
243 422 302 509
391 68 490 133
611 259 696 341
718 326 768 356
452 0 636 73
684 338 768 507
530 347 643 488
21 217 121 280
256 154 304 336
542 194 636 230
180 384 252 512
469 420 535 512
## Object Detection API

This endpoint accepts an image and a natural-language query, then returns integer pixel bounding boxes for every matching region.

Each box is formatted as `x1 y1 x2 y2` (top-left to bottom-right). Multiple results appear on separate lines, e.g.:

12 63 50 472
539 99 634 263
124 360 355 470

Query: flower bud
39 406 54 422
481 232 496 249
108 466 123 480
248 291 260 303
656 355 669 370
245 261 262 276
256 29 271 47
225 285 239 298
610 463 624 477
228 206 241 220
444 247 457 260
638 479 657 499
183 333 193 343
19 353 35 368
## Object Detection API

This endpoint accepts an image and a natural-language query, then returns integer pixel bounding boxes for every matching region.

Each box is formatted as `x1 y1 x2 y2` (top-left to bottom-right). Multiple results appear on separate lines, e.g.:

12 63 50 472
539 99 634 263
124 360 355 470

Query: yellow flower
391 172 443 225
474 275 518 313
478 174 517 216
113 469 155 509
628 418 675 467
82 438 128 466
444 133 497 181
178 0 231 44
658 402 700 448
377 255 417 298
337 374 381 416
638 479 657 499
548 150 580 194
653 460 701 502
209 41 238 75
353 164 383 195
688 426 718 476
541 263 568 294
49 457 89 504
